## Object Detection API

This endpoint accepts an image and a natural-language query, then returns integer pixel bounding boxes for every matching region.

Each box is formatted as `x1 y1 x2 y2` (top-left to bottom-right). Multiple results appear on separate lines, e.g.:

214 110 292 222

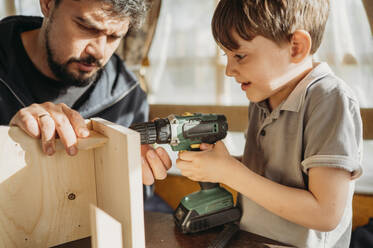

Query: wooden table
54 211 291 248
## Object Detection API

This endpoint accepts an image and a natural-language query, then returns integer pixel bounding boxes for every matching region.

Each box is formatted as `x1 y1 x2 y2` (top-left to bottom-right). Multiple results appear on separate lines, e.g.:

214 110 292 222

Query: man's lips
76 62 97 72
240 82 251 91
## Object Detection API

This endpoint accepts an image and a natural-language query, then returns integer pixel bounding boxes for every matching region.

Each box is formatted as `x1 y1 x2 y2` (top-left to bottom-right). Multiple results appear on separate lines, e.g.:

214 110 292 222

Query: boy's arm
225 160 351 231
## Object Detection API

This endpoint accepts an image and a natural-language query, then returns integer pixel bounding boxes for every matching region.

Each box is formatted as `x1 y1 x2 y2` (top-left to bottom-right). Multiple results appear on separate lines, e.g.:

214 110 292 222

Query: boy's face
44 0 130 86
222 31 298 108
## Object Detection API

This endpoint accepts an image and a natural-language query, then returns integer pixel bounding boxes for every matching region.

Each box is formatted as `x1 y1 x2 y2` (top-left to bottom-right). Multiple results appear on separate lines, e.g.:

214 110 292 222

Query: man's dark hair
212 0 330 54
54 0 148 28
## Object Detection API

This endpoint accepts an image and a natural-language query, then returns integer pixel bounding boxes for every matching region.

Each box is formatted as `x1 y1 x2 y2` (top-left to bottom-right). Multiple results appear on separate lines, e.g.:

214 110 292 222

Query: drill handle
191 147 220 190
199 182 219 190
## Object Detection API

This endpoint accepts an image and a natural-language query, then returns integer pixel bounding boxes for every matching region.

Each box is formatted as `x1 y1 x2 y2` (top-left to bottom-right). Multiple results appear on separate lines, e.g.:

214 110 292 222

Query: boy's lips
241 82 251 91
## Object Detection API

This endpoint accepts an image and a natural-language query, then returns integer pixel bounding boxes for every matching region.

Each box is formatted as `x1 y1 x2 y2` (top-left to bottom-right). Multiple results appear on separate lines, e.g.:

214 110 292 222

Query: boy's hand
176 141 235 183
141 144 172 185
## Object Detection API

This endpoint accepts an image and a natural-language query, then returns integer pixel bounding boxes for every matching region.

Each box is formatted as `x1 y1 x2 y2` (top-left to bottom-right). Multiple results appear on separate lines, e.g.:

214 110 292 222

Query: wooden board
361 108 373 140
362 0 373 36
91 118 145 248
0 126 107 247
352 193 373 230
90 205 123 248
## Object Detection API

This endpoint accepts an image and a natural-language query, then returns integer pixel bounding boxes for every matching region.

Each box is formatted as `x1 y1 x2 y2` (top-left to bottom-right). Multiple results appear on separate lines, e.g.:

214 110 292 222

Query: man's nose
85 36 106 61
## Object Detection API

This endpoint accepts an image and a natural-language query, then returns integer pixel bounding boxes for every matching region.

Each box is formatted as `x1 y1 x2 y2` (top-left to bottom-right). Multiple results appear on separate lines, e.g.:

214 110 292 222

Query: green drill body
130 113 241 234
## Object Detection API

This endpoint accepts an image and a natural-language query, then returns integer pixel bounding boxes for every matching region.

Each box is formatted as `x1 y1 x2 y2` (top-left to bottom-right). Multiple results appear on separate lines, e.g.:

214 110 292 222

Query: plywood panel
91 118 145 248
90 205 123 248
0 126 106 247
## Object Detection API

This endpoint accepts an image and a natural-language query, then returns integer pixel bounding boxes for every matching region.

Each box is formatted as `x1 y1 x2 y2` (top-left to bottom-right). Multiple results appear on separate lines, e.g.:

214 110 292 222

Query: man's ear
290 30 312 63
39 0 55 18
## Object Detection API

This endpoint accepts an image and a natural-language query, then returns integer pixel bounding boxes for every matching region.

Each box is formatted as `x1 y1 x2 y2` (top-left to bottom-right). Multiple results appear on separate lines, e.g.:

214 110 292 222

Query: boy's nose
225 62 237 77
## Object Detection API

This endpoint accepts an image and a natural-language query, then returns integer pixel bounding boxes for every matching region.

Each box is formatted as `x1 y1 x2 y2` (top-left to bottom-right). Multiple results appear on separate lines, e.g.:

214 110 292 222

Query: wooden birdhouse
0 118 145 248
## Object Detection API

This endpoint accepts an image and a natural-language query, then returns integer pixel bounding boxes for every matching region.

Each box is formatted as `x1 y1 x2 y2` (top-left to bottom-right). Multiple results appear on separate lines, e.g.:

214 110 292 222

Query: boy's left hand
176 141 235 183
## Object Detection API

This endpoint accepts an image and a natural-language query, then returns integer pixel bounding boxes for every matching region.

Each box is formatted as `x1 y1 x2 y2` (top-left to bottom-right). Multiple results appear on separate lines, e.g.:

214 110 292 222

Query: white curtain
315 0 373 107
0 0 16 19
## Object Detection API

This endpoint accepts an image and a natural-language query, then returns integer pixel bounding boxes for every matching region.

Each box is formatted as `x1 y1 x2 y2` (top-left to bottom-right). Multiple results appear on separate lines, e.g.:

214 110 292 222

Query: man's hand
9 102 90 156
141 144 172 185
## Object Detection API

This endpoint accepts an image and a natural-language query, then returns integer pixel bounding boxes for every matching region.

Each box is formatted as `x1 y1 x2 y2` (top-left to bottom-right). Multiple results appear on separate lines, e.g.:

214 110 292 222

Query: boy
176 0 363 247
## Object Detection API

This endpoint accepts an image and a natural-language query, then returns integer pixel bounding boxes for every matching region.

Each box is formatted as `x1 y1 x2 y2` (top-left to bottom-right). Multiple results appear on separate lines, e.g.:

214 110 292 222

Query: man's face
221 31 297 107
44 0 130 86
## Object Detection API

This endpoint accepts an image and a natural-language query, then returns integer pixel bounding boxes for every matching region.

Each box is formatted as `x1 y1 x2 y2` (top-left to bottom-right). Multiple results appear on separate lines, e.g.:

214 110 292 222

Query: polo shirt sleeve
301 90 363 179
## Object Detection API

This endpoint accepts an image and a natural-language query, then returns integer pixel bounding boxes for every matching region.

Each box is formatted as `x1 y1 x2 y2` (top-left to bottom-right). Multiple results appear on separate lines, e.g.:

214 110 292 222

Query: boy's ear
290 30 312 63
39 0 56 18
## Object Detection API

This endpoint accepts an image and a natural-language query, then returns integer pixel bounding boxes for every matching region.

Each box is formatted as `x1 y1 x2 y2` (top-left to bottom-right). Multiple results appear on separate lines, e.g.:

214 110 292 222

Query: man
0 0 171 198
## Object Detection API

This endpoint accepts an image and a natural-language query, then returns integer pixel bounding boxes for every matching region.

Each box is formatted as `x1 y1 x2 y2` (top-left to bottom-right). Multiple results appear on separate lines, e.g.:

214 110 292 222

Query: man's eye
108 34 122 40
78 23 98 33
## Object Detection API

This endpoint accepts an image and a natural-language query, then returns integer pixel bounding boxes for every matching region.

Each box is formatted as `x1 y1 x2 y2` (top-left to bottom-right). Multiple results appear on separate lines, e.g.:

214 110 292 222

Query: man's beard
45 23 103 87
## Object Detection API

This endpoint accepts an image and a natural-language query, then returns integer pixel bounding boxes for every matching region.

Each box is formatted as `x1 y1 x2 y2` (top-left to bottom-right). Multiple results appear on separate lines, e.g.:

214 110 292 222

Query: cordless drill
130 113 241 234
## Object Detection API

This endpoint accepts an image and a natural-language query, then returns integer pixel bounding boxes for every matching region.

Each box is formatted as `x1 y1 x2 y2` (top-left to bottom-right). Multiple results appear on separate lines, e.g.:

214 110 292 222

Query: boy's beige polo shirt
239 62 363 248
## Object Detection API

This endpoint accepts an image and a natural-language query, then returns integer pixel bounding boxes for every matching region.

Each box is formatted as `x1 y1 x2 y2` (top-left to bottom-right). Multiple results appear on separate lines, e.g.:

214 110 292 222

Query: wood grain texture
90 205 123 248
362 0 373 36
0 126 101 247
361 108 373 140
91 118 145 248
352 194 373 230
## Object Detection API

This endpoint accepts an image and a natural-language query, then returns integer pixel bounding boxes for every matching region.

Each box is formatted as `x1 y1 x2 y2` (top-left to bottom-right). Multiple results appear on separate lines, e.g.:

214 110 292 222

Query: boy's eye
235 54 246 60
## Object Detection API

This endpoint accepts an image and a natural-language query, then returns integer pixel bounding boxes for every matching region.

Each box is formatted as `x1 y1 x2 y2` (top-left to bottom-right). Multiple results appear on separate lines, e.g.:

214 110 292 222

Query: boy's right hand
141 144 172 185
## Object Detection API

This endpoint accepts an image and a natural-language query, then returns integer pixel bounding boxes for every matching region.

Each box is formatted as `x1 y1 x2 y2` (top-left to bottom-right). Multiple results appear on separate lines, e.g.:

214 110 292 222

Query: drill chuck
130 119 172 145
130 113 227 151
129 122 157 144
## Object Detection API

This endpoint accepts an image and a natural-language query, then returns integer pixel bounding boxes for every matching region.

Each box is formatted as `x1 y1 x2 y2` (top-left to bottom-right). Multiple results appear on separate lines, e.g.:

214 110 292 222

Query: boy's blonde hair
212 0 329 54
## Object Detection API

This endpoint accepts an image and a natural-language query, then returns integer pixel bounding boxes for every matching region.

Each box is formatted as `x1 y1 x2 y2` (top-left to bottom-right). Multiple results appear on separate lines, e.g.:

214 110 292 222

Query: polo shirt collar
280 62 333 112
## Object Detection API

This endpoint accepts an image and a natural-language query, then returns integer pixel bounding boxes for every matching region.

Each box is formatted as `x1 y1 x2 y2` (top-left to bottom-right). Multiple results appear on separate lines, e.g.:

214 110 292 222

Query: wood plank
353 194 373 230
361 108 373 140
363 0 373 36
0 126 99 247
90 205 123 248
91 118 145 248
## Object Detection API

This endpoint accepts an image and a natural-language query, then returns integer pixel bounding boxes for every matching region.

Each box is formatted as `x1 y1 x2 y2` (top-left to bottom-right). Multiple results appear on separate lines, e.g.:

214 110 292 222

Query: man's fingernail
81 129 90 137
68 146 77 156
46 146 54 156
